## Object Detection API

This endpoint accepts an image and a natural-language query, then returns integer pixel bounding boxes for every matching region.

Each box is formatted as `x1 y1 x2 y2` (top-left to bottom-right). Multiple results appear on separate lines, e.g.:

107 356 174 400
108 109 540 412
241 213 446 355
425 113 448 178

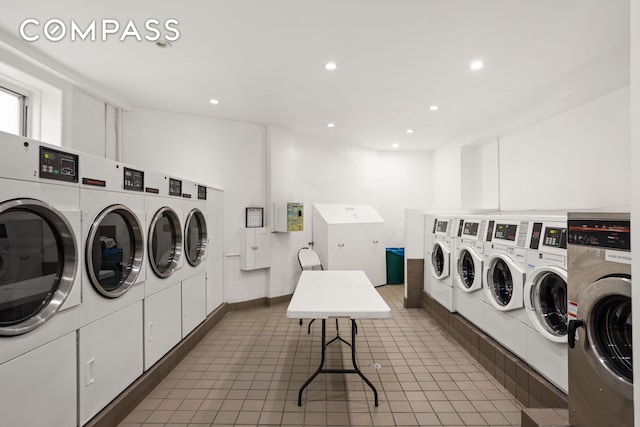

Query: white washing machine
77 154 146 425
142 170 184 370
524 215 568 393
180 180 208 338
427 215 459 312
483 216 530 359
454 215 490 331
0 132 80 427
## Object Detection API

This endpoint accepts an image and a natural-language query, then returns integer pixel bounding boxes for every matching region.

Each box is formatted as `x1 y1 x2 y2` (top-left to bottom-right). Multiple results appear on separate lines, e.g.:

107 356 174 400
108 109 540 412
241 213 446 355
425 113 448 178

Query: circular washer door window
432 244 445 276
86 205 144 298
489 258 513 306
0 199 77 336
149 207 182 278
534 271 567 337
184 208 207 267
579 276 633 399
458 249 476 289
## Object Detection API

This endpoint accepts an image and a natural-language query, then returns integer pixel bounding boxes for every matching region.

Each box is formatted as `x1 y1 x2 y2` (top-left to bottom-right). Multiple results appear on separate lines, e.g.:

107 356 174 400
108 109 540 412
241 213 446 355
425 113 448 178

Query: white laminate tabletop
286 270 392 319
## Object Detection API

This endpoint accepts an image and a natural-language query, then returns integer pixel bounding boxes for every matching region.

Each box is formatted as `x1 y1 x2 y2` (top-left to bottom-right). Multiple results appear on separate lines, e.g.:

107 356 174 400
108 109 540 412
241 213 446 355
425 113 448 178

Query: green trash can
385 247 405 285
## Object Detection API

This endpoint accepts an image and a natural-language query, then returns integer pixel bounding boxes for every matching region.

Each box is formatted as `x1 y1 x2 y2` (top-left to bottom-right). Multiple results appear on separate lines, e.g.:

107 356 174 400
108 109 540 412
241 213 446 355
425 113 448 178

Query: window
0 85 27 136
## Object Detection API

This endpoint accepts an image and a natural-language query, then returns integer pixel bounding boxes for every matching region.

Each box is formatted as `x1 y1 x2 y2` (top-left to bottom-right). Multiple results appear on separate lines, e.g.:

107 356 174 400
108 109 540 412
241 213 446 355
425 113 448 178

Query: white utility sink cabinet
312 203 385 285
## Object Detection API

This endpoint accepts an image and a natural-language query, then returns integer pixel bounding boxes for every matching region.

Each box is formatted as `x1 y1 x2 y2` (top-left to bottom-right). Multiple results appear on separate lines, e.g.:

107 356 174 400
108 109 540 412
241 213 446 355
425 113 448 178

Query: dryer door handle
567 319 585 348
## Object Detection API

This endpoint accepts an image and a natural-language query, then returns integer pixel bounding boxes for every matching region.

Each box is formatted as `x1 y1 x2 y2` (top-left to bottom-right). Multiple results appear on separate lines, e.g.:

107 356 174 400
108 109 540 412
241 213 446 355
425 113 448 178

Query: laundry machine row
447 212 570 393
0 131 210 426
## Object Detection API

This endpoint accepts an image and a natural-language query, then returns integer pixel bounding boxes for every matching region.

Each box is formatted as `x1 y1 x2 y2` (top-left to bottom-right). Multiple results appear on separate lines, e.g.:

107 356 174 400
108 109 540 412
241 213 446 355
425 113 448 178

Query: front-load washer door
484 254 525 311
431 241 450 280
577 276 632 400
0 199 77 336
149 207 183 278
86 205 144 298
184 208 207 267
456 246 482 292
524 266 567 343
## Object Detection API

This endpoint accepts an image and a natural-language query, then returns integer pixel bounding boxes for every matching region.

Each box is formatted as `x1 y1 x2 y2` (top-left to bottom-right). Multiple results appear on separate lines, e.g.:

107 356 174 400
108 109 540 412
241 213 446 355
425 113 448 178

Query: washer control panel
568 219 630 250
39 146 78 183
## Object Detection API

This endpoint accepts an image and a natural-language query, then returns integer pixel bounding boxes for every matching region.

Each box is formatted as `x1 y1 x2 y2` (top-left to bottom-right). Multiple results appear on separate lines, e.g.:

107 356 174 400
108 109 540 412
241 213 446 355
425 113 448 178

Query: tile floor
120 285 522 426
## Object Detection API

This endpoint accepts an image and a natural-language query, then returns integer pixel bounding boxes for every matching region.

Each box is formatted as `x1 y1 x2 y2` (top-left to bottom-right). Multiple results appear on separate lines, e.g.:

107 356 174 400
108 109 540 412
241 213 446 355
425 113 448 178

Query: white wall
461 140 499 210
267 127 432 296
433 87 630 212
71 88 117 159
432 144 462 209
499 87 629 211
122 107 268 303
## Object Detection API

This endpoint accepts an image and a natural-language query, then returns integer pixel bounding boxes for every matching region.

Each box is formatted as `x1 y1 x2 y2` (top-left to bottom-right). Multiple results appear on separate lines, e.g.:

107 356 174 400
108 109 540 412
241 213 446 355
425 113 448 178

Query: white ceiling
0 0 630 151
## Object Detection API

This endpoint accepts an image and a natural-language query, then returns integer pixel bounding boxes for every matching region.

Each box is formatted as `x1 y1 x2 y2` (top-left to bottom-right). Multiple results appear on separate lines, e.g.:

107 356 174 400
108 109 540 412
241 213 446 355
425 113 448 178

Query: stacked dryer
483 215 530 359
0 132 81 427
425 214 459 312
453 215 491 331
142 170 184 370
77 153 146 425
180 180 208 338
524 214 568 393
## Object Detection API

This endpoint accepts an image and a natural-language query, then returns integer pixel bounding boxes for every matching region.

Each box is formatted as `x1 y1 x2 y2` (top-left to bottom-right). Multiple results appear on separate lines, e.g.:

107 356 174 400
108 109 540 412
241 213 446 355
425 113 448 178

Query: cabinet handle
251 245 258 250
184 301 189 317
148 322 154 342
338 243 345 247
373 240 379 244
86 359 95 386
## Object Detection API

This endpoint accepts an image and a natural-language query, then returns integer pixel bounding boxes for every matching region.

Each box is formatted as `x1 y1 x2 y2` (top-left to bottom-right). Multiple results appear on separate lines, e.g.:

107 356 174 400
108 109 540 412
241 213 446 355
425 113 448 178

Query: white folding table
287 270 392 406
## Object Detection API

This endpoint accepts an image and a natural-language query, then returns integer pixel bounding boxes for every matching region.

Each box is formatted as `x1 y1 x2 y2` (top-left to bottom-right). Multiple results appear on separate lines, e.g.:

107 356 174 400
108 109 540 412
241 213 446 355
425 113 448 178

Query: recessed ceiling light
470 60 484 70
327 123 335 128
156 40 172 49
324 62 337 71
429 105 439 111
209 99 220 105
406 129 414 134
392 143 399 149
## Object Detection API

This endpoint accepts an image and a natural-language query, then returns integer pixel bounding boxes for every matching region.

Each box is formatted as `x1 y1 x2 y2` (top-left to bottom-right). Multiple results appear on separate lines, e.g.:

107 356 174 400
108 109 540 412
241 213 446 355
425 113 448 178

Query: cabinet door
327 224 361 270
182 272 207 337
362 223 386 285
144 285 182 370
253 228 270 269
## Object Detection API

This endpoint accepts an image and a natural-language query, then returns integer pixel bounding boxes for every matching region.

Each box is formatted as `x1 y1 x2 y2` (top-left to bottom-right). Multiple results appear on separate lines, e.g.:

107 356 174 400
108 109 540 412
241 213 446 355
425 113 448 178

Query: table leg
350 319 378 406
297 319 379 407
298 319 327 406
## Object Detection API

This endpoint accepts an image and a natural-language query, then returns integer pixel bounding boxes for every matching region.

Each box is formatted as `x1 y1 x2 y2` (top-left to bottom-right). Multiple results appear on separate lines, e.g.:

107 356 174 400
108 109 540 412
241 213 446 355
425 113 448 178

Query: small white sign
568 300 578 319
605 250 632 265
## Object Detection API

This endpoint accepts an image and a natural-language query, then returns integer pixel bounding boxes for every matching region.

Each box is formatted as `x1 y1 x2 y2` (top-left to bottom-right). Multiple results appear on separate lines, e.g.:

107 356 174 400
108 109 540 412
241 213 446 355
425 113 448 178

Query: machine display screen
486 220 495 242
494 223 517 241
543 227 567 249
463 222 479 236
436 220 448 233
123 167 144 192
529 222 543 250
169 178 182 197
568 220 630 250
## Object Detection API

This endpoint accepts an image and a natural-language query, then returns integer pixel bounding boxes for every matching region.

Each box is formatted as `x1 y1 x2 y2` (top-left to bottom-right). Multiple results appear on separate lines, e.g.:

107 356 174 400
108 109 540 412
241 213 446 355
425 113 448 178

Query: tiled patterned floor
120 285 522 426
